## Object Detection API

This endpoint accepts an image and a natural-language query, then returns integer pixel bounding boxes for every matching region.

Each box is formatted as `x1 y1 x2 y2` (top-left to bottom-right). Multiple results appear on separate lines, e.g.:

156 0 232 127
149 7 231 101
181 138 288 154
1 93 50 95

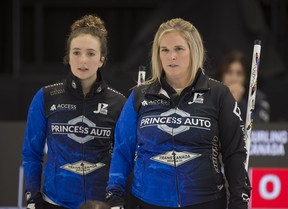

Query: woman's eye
88 52 95 57
73 51 80 55
161 48 168 52
175 47 183 51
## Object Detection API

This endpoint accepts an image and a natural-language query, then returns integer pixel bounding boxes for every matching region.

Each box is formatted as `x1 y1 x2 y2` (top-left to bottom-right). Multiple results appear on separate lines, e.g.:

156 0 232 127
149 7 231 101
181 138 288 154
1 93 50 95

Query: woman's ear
100 56 105 67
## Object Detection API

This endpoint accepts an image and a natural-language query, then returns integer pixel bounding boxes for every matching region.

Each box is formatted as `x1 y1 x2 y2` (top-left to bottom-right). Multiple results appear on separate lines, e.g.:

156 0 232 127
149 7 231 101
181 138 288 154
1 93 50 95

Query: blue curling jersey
107 70 251 209
22 72 126 209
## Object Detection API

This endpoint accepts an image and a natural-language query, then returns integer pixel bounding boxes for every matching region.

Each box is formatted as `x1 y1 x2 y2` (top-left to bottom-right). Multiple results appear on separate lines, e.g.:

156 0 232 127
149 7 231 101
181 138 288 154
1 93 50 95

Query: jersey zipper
172 149 181 207
148 91 182 207
172 107 181 207
81 95 87 202
172 91 197 207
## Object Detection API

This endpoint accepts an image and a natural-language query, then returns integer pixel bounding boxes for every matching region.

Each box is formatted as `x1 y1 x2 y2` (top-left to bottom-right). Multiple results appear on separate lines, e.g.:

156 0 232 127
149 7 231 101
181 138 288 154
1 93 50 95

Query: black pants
127 194 227 209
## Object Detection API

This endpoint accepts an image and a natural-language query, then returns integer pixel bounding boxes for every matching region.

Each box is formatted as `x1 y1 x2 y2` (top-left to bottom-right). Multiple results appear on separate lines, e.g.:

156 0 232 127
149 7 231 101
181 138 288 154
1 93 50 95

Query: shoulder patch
44 82 64 89
208 77 222 84
44 82 65 96
207 77 226 89
107 86 125 98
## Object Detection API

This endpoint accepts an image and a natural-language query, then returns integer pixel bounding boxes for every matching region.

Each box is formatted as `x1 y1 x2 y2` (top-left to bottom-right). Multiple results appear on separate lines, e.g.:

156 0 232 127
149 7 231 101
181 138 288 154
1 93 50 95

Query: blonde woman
106 18 251 209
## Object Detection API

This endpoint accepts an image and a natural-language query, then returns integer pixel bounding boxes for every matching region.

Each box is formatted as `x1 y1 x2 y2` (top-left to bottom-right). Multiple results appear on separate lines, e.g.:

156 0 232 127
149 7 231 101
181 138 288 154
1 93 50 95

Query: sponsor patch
51 115 112 143
188 93 204 104
93 103 108 115
140 108 211 136
50 103 76 111
151 150 201 167
61 160 105 175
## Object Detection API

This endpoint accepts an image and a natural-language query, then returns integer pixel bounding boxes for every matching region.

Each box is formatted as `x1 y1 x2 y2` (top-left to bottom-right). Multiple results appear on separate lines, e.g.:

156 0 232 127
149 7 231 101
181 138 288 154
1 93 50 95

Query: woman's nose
169 51 176 60
80 54 87 63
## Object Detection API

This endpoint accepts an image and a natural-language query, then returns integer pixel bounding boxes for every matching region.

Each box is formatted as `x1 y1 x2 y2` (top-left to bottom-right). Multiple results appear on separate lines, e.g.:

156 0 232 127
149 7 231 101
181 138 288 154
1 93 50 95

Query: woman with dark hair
22 14 126 209
216 50 270 122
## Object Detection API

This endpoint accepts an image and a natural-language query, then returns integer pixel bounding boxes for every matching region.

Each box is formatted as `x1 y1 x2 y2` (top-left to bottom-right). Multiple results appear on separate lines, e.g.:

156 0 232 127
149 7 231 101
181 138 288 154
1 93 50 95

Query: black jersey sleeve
218 87 251 209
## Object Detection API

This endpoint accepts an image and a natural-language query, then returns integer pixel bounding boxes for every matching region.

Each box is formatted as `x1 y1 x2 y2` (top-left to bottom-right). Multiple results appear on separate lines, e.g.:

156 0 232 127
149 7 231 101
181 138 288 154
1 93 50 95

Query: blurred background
1 0 288 121
0 0 287 207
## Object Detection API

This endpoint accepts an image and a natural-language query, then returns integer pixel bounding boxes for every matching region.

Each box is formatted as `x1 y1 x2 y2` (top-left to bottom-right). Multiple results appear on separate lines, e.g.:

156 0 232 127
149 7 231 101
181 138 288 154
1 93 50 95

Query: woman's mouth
168 64 178 68
78 67 88 71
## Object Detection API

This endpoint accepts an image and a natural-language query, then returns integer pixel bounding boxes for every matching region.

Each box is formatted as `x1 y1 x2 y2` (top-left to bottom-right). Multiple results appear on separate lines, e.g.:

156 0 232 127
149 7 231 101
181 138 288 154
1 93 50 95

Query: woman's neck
174 87 184 95
166 77 189 95
81 76 97 96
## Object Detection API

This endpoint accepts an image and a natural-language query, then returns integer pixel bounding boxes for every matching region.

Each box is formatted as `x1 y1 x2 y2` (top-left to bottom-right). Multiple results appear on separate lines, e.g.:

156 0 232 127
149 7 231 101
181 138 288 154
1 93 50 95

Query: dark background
1 0 288 121
0 0 287 206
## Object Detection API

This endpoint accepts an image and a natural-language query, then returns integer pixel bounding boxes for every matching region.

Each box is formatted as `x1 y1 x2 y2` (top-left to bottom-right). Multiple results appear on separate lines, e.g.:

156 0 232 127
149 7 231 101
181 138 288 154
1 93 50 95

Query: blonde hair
147 18 205 85
63 14 108 65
